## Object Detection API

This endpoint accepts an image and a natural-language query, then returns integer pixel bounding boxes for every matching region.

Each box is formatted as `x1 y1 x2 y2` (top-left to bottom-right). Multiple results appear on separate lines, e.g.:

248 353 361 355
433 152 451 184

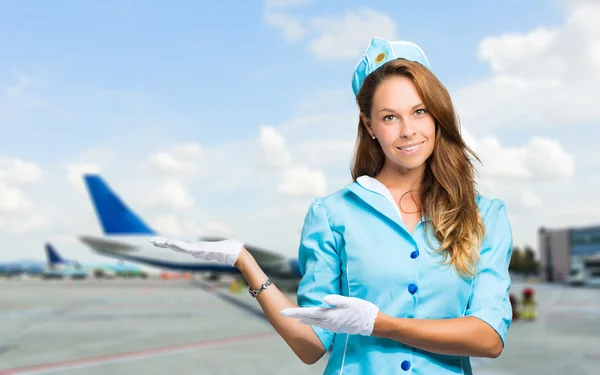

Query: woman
151 37 513 374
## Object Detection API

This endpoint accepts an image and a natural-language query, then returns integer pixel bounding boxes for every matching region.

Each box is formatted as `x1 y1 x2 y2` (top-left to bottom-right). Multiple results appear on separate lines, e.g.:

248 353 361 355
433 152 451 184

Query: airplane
41 242 88 279
0 259 45 277
41 242 148 280
77 174 302 285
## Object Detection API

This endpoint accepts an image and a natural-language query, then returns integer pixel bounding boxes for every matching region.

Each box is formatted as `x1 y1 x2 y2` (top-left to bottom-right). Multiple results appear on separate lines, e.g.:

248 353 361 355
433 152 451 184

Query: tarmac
0 278 598 375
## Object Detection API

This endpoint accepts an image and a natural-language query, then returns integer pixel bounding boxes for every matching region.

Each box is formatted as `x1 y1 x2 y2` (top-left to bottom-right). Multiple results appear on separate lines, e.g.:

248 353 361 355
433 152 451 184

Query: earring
371 135 376 139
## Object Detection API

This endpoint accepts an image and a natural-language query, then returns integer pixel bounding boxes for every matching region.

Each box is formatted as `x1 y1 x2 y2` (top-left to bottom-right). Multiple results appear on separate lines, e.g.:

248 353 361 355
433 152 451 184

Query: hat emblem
374 52 386 64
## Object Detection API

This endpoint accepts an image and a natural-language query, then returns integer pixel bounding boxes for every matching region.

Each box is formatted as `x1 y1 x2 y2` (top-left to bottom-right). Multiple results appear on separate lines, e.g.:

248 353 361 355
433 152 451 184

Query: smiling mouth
397 141 425 151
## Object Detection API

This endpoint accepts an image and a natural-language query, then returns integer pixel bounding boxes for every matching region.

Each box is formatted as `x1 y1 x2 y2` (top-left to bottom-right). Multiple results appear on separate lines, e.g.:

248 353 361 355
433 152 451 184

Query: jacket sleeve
296 197 342 351
465 199 513 346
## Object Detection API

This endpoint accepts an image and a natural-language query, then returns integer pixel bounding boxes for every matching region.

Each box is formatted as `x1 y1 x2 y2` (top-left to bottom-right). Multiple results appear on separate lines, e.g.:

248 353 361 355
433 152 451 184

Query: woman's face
364 75 436 174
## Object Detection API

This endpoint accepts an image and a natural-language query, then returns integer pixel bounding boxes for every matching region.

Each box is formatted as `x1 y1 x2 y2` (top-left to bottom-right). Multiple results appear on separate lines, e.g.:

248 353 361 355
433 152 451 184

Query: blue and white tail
45 242 65 265
83 174 156 235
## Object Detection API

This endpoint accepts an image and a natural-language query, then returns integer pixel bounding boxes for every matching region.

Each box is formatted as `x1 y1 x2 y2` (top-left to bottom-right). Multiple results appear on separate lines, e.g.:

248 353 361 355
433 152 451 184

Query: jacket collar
345 175 428 235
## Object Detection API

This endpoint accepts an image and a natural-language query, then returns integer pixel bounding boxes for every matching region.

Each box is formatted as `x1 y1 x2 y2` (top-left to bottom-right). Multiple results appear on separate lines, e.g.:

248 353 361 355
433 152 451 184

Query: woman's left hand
280 295 379 336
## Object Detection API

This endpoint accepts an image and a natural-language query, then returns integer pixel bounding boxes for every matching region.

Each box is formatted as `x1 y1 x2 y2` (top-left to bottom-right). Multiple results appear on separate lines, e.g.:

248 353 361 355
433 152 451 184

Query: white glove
280 295 379 336
149 237 244 266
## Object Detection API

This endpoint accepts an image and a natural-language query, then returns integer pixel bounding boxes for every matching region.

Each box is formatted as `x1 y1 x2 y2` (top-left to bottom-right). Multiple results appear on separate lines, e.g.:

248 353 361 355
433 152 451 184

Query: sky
0 0 598 267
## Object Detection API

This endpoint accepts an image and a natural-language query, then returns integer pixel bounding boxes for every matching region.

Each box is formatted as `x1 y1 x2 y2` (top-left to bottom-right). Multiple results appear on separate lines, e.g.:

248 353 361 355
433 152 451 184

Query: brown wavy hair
350 58 485 278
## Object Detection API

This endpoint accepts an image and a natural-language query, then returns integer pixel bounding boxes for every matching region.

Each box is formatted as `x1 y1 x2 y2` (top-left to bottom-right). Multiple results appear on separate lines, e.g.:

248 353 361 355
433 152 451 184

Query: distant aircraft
41 242 147 280
77 174 302 282
0 259 45 277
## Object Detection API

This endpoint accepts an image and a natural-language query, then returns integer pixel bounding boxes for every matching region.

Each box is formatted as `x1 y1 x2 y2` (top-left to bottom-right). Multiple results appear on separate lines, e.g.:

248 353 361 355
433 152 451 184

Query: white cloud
519 138 575 181
190 220 234 237
151 215 183 235
307 9 397 60
149 216 233 238
279 164 326 197
298 140 355 165
519 188 544 208
259 125 327 198
264 5 397 60
263 0 312 42
146 142 203 175
144 179 195 210
0 156 46 234
454 2 600 132
470 136 575 182
0 157 42 184
66 163 101 194
0 181 33 212
264 12 306 42
0 210 46 234
477 28 560 75
47 234 80 246
554 0 598 9
259 125 292 168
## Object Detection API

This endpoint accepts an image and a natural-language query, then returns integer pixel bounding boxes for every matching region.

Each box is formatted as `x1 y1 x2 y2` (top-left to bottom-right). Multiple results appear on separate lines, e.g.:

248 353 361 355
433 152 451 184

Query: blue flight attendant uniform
296 175 513 375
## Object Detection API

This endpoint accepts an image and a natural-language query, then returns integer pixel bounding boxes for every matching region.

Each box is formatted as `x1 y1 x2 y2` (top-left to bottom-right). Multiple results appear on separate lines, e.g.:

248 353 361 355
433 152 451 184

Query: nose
399 118 417 138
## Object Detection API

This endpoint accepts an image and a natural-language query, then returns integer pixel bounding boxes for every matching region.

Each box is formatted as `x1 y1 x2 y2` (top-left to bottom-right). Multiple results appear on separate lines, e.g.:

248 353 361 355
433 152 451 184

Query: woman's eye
383 115 396 121
415 109 427 116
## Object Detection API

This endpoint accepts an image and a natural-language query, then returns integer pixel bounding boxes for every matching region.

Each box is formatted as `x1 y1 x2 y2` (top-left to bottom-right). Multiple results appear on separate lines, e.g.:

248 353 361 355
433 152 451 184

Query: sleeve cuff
310 324 335 351
469 309 510 346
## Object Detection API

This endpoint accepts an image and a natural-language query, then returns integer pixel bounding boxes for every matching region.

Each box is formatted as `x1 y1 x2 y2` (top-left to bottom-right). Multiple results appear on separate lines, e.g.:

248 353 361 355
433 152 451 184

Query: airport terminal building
538 225 600 285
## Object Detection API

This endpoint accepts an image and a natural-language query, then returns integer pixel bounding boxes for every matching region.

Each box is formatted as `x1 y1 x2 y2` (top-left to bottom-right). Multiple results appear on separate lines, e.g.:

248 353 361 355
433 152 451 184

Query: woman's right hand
151 236 325 364
149 237 247 267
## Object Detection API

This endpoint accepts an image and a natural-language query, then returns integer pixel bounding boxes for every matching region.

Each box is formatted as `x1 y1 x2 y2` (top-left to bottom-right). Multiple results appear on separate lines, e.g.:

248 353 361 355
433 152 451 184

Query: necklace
399 190 421 215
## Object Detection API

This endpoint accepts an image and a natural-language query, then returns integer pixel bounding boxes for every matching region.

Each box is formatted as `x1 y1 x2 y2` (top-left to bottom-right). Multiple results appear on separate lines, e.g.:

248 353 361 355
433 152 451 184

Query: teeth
400 142 422 151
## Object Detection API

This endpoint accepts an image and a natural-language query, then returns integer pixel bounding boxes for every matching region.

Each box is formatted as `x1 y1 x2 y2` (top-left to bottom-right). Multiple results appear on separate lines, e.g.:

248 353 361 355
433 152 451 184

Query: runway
0 278 326 375
475 282 600 375
0 279 598 374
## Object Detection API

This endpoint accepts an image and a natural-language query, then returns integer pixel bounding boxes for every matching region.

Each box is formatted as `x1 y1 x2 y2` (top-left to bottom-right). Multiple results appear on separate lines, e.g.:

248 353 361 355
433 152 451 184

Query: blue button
401 360 411 371
410 249 419 259
408 284 418 294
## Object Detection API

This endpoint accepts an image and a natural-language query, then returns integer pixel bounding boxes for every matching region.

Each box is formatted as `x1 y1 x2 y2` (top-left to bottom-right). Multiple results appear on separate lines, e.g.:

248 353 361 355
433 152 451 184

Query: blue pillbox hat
352 37 431 97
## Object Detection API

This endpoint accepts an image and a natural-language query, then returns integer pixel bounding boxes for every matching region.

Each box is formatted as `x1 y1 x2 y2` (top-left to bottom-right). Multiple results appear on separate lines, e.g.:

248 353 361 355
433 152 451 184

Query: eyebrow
377 103 424 113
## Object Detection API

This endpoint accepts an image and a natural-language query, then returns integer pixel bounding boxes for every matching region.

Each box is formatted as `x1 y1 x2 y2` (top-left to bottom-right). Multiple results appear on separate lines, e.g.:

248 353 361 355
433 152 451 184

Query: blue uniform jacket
296 176 513 374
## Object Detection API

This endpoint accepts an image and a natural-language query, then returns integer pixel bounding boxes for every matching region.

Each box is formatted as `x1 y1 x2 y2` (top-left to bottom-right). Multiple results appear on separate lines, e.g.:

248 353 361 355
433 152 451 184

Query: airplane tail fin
83 174 156 235
45 243 65 265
